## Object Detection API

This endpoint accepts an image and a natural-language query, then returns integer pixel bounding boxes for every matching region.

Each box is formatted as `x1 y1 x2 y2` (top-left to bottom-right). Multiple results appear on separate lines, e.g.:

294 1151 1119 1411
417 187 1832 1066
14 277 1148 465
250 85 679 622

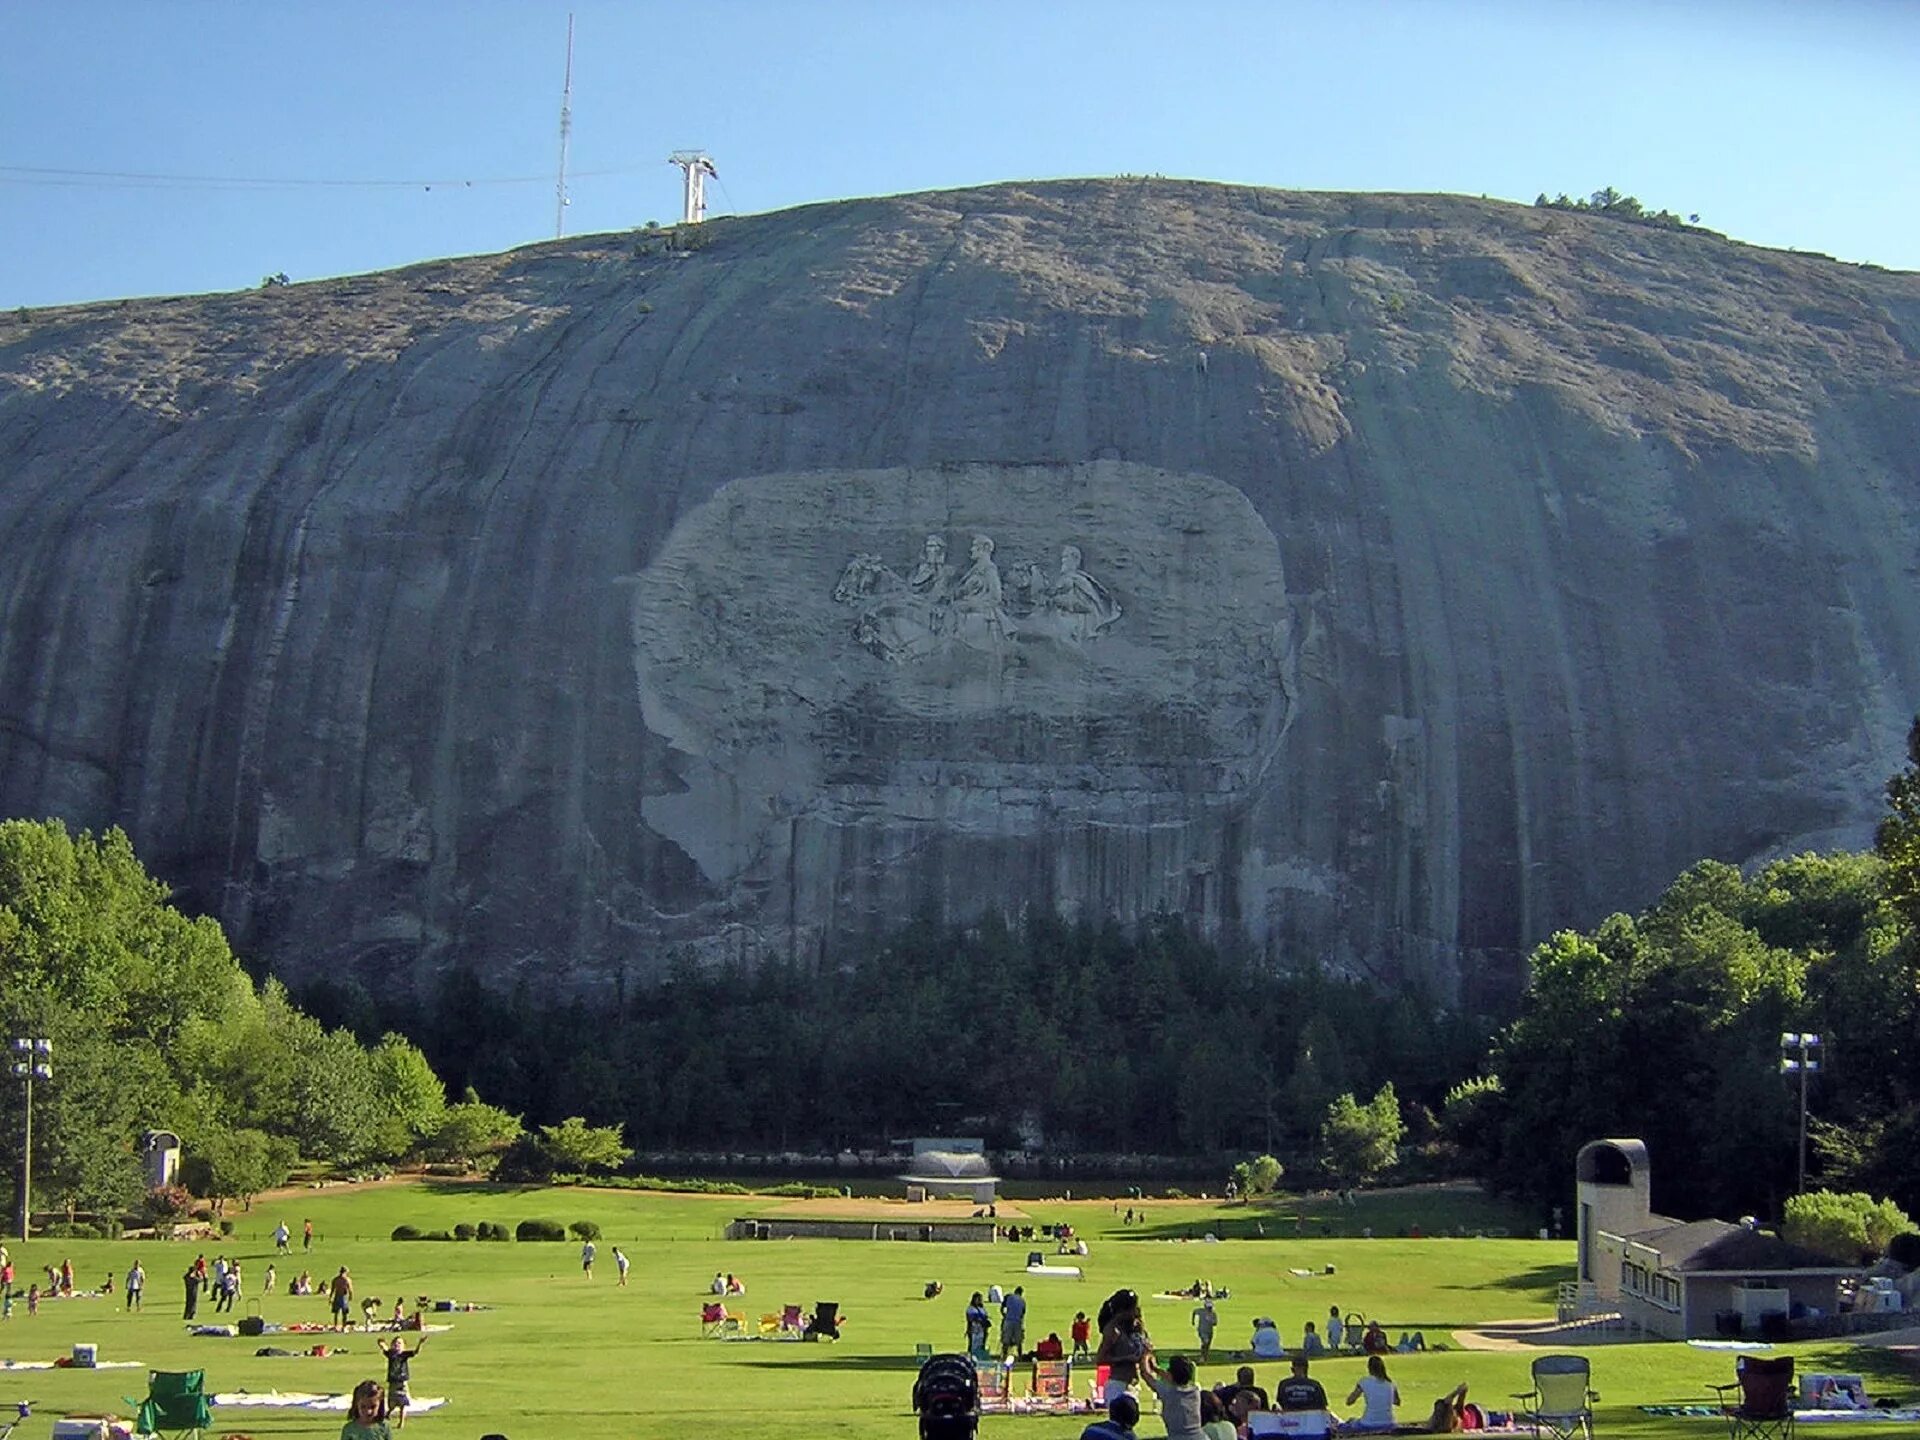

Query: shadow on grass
726 1349 928 1373
1455 1261 1572 1293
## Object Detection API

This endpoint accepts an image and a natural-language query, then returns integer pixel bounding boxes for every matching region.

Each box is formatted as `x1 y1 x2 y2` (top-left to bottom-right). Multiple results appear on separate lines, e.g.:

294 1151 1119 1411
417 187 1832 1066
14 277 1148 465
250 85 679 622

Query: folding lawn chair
127 1369 212 1440
803 1300 840 1340
758 1312 781 1336
1248 1412 1334 1437
974 1358 1012 1415
916 1342 935 1363
1712 1356 1794 1440
700 1301 739 1338
1514 1353 1597 1440
780 1303 806 1337
1030 1358 1073 1412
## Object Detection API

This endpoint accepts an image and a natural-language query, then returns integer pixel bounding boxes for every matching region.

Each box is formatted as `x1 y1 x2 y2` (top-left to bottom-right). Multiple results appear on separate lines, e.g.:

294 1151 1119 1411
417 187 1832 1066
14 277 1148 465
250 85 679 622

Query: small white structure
899 1137 998 1204
668 151 718 225
142 1129 181 1189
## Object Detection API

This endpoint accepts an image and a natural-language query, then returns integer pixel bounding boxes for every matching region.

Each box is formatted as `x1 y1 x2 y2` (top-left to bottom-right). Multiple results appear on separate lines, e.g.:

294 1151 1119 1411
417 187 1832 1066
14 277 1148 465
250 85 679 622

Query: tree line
1452 719 1920 1221
7 716 1917 1231
0 820 512 1223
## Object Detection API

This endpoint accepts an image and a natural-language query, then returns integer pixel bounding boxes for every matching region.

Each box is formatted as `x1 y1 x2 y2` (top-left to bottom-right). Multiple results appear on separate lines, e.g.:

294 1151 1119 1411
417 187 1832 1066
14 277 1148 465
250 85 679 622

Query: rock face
1 179 1918 1004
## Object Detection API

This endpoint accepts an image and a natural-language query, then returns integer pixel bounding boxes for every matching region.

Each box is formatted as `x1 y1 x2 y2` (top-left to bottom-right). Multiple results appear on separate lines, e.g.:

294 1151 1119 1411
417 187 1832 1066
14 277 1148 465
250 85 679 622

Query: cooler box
71 1342 98 1367
51 1420 110 1440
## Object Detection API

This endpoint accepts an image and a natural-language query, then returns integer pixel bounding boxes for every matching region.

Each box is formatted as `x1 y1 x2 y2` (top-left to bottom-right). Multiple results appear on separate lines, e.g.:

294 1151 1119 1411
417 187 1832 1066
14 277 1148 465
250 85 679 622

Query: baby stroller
914 1352 980 1440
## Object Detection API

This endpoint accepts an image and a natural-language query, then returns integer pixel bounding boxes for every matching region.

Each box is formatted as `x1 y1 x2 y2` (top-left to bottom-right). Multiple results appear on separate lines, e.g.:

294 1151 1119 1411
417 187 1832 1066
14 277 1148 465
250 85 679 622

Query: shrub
453 1223 477 1241
219 1219 235 1236
144 1184 193 1224
477 1221 511 1241
569 1220 602 1242
423 1229 453 1241
515 1219 567 1242
1783 1190 1914 1263
391 1225 423 1241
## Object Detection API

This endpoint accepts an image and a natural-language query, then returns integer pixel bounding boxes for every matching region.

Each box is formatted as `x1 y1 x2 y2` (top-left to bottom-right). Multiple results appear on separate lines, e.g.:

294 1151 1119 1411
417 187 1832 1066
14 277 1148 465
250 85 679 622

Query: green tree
1320 1083 1405 1187
183 1125 295 1213
1878 716 1920 930
368 1034 448 1148
538 1116 632 1173
429 1090 523 1165
1231 1154 1284 1198
1782 1190 1914 1263
1440 1074 1507 1176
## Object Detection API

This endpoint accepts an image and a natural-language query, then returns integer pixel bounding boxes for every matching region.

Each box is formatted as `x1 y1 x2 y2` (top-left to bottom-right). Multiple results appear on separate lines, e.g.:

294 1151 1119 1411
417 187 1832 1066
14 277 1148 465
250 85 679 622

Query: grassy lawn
0 1181 1909 1438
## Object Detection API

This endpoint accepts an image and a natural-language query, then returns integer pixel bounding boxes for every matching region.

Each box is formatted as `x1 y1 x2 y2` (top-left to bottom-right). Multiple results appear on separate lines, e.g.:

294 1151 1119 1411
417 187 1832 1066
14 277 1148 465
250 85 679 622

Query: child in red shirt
1071 1311 1092 1357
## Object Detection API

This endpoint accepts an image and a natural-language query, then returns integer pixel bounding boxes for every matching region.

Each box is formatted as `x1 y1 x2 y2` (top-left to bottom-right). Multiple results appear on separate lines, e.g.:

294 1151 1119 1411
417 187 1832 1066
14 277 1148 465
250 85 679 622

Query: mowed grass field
1 1181 1911 1438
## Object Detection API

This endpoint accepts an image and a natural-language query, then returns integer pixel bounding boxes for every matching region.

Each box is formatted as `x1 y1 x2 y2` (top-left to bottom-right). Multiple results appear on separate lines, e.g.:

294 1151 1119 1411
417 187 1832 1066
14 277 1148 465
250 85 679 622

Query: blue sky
3 0 1916 309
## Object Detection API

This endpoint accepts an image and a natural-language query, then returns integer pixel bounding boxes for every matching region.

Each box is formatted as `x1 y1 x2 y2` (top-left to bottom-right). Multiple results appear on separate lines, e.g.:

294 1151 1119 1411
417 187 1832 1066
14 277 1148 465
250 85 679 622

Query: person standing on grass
613 1247 630 1287
1192 1295 1218 1362
378 1332 425 1429
274 1221 291 1253
580 1238 595 1280
303 1218 314 1252
329 1266 354 1332
126 1259 144 1312
1000 1284 1027 1358
181 1264 200 1320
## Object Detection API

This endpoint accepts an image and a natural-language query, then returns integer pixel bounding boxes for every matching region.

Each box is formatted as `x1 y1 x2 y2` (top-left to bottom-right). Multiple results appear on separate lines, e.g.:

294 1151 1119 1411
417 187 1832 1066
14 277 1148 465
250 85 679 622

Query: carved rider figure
1030 543 1121 645
952 533 1010 652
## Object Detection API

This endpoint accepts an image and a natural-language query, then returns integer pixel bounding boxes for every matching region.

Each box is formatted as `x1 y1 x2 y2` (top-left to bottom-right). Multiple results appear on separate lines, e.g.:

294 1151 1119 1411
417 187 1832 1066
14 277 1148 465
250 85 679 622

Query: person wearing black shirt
1276 1355 1329 1412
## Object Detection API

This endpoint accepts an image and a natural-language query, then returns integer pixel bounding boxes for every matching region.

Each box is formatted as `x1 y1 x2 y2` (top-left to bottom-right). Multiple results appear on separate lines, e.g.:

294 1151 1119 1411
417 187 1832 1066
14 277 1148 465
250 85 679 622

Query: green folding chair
128 1368 212 1440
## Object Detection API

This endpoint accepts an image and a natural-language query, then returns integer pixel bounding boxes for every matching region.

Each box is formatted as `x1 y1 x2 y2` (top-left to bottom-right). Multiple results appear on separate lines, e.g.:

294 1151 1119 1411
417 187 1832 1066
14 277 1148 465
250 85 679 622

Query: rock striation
1 179 1918 1004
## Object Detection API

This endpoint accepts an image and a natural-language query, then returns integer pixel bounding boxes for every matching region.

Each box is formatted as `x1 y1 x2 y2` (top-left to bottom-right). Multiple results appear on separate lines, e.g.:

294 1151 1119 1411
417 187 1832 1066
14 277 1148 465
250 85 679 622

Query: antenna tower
554 13 575 238
668 150 718 225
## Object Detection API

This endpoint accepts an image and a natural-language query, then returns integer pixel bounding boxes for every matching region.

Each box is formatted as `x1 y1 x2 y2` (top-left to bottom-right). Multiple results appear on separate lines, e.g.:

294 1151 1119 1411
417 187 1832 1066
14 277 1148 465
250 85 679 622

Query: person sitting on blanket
1277 1355 1328 1412
1216 1365 1270 1427
1300 1320 1325 1355
1079 1392 1139 1440
1424 1383 1471 1433
1250 1316 1284 1359
1035 1332 1066 1361
1199 1389 1236 1440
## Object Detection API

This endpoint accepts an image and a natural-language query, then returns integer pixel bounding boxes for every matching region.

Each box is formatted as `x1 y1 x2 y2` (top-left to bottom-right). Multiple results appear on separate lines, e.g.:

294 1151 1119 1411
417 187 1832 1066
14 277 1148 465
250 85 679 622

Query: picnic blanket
0 1358 143 1370
1026 1264 1082 1278
1686 1338 1774 1351
211 1390 449 1413
1642 1406 1920 1424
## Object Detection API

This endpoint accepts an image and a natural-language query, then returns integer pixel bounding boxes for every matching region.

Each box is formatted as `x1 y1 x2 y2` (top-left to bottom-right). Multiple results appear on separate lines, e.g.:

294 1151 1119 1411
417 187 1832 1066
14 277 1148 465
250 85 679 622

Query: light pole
1779 1031 1822 1195
11 1038 51 1242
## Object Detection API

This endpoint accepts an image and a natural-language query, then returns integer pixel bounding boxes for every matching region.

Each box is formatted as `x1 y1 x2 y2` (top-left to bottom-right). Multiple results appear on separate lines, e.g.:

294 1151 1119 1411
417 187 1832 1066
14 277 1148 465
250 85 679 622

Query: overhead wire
0 162 652 192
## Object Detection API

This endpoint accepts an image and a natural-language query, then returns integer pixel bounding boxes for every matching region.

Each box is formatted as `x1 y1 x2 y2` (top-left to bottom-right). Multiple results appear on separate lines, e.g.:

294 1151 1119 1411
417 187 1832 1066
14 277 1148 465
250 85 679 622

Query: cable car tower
668 150 718 224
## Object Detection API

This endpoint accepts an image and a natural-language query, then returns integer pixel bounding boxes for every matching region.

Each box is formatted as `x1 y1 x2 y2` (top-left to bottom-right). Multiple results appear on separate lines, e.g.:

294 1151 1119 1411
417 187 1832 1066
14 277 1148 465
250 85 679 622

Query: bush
569 1220 602 1242
477 1221 511 1242
144 1184 193 1224
423 1229 453 1241
515 1219 567 1242
218 1219 235 1236
42 1219 114 1239
1783 1190 1914 1263
453 1223 477 1241
391 1225 423 1241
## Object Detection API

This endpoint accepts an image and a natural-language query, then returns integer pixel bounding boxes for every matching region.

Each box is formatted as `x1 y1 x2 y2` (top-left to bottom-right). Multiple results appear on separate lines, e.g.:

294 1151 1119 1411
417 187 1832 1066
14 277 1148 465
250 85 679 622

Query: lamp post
1779 1031 1822 1195
11 1037 51 1242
